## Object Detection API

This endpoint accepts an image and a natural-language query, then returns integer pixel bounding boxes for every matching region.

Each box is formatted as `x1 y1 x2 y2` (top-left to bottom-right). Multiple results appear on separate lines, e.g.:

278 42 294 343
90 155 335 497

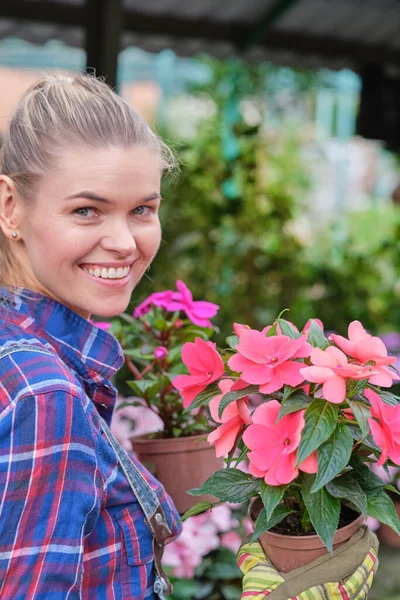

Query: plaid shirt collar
0 287 124 397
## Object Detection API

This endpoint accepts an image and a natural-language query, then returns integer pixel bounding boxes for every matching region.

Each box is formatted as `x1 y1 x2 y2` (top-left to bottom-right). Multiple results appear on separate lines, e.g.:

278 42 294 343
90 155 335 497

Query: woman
0 74 180 599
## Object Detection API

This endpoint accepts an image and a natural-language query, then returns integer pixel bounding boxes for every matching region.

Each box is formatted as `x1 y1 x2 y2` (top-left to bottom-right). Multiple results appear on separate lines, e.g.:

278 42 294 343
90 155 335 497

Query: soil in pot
131 433 224 514
249 498 365 572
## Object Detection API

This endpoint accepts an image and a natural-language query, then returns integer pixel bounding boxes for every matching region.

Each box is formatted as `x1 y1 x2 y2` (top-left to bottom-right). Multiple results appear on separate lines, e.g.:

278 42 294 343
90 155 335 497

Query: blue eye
132 206 154 216
74 207 98 218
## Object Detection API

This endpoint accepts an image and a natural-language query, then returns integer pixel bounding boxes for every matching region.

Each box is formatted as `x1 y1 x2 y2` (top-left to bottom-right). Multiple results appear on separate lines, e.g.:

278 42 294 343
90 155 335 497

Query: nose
100 220 136 257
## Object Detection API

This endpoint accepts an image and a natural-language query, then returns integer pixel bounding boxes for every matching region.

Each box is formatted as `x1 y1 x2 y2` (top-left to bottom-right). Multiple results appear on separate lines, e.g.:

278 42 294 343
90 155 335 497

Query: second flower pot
131 433 224 514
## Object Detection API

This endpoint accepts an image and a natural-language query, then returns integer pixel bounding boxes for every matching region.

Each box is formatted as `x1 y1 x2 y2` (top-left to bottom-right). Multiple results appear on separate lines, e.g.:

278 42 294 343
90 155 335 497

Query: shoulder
0 339 82 413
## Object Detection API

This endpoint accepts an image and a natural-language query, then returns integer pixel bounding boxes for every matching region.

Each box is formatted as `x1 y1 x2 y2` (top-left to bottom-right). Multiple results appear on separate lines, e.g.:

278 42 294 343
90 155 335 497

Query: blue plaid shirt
0 289 181 599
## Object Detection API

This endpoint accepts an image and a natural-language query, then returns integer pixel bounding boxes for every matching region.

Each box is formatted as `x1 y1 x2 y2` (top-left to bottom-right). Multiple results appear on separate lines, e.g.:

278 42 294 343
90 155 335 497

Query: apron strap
0 343 173 596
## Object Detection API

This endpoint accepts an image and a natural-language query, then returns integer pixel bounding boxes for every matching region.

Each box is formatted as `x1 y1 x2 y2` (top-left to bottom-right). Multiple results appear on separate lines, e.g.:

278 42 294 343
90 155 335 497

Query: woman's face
14 146 162 318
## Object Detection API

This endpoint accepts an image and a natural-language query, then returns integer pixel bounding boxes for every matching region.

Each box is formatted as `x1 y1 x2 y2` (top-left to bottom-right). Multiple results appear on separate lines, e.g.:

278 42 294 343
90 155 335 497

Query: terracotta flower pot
131 434 224 514
249 498 365 572
378 499 400 547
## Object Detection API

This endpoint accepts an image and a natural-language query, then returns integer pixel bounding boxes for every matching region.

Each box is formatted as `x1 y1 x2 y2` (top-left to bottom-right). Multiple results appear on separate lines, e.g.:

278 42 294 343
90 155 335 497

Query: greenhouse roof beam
238 0 302 52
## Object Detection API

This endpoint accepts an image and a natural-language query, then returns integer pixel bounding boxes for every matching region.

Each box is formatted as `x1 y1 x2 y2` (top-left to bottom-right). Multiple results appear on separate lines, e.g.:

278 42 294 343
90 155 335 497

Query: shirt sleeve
0 390 103 600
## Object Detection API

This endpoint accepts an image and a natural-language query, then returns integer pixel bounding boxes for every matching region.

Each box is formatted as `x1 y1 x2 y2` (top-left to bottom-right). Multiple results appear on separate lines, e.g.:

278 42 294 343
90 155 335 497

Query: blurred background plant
111 280 219 438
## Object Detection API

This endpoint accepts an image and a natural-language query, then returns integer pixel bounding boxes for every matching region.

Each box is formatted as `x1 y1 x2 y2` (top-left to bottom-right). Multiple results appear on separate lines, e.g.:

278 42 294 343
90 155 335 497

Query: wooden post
85 0 123 90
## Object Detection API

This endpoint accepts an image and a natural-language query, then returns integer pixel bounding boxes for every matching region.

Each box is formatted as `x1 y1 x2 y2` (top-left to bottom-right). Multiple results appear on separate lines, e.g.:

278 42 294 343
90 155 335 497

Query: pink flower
233 323 250 337
243 400 317 486
90 320 112 331
365 388 400 466
207 379 252 457
300 346 379 404
162 514 220 578
330 321 398 387
173 338 225 408
133 290 175 318
228 330 312 394
167 280 219 327
220 531 242 553
154 346 168 360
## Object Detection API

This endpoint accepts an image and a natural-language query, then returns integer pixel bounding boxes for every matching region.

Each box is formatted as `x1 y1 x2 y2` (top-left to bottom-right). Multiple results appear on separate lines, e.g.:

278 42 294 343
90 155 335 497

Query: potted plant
177 316 400 572
111 280 224 514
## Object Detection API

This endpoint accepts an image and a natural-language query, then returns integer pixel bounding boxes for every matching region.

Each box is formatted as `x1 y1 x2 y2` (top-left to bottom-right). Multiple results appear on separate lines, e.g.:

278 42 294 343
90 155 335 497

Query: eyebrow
64 191 161 204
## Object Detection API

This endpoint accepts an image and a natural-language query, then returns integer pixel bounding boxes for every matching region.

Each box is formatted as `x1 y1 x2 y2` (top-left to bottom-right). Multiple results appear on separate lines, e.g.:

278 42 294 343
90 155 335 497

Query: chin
89 299 131 319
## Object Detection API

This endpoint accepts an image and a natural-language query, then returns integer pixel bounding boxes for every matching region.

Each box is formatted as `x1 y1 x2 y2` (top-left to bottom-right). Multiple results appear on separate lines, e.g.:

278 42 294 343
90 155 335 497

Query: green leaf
126 379 155 397
277 318 302 339
260 481 289 520
347 378 369 398
183 381 221 413
307 320 329 349
188 468 260 503
326 473 367 516
346 399 370 439
250 505 290 542
350 455 386 492
301 474 340 553
385 484 400 498
266 322 278 337
367 489 400 535
312 423 353 492
278 389 313 421
180 501 215 521
297 401 339 465
218 385 260 419
169 579 201 600
226 335 239 349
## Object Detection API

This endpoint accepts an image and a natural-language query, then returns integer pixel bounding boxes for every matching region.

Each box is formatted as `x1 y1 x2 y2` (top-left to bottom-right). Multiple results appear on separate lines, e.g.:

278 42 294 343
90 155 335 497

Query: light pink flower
329 321 398 387
133 290 175 318
110 397 163 450
207 379 252 457
365 388 400 466
154 346 168 360
300 346 379 404
220 531 242 554
167 280 219 327
228 330 312 394
173 338 225 408
162 514 220 578
243 400 318 486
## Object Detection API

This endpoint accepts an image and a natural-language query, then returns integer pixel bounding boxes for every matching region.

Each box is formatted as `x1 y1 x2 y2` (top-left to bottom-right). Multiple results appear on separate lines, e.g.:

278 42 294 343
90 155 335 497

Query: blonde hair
0 73 176 284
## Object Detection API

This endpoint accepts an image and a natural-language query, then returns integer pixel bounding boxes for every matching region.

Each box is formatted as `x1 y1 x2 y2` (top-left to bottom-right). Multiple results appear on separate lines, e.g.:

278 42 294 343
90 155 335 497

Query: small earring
11 232 18 239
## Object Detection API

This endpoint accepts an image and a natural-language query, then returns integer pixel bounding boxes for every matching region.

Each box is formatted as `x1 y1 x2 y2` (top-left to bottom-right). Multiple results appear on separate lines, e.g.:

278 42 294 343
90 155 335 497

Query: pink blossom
220 531 242 554
207 379 252 457
154 346 168 360
228 330 312 394
110 397 164 450
162 514 220 578
329 321 398 386
202 504 239 533
173 338 225 408
243 400 318 486
90 320 112 331
167 280 219 327
233 323 251 337
365 388 400 466
300 346 379 404
133 290 175 318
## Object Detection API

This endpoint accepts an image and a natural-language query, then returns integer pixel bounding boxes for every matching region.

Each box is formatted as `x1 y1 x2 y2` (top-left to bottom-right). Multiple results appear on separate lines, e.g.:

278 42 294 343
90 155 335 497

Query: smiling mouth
80 265 131 280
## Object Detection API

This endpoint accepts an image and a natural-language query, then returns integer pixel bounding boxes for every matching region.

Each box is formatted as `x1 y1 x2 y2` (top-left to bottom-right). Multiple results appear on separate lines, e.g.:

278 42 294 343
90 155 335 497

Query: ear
0 175 21 240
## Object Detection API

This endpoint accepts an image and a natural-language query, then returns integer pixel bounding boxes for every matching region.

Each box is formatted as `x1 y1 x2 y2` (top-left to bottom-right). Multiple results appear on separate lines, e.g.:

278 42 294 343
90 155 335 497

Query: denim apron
0 344 173 599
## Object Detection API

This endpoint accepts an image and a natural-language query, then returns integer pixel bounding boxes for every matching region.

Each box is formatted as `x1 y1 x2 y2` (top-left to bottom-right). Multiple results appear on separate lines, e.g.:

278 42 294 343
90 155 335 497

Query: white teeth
82 265 130 279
